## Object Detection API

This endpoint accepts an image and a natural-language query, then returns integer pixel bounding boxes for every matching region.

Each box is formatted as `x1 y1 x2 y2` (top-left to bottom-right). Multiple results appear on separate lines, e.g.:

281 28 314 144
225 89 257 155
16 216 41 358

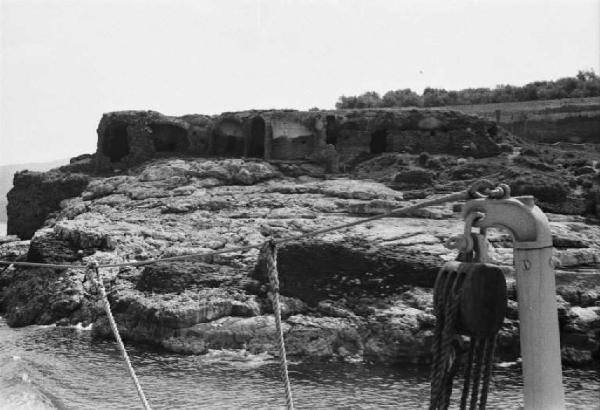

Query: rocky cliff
1 109 599 366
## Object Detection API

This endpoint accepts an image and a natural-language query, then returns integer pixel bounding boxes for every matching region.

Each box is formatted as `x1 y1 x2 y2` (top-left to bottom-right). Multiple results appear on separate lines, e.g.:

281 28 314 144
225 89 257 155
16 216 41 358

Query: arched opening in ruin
102 121 130 163
326 115 340 146
226 135 245 155
151 124 190 152
370 130 388 154
214 119 245 157
249 116 266 158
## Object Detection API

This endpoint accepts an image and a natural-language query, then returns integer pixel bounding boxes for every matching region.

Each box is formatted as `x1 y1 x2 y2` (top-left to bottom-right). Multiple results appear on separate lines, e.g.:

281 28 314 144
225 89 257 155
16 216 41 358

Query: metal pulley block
460 262 507 338
436 225 507 339
435 261 507 339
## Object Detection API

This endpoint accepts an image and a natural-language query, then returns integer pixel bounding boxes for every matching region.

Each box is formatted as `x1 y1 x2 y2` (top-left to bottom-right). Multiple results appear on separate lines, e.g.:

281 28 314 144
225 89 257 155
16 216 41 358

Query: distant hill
0 159 69 223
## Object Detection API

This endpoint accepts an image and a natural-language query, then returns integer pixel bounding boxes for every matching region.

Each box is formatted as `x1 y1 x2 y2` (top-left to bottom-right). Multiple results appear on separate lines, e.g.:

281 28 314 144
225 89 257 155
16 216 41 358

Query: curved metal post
463 196 565 410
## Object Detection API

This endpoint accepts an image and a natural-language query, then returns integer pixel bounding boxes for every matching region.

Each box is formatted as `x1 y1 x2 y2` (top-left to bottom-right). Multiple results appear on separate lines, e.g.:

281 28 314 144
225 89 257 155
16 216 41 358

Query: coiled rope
87 261 152 410
262 240 295 410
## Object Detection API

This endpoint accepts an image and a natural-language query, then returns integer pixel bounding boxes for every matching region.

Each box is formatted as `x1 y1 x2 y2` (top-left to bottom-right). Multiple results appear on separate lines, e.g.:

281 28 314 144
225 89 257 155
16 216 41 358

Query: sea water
0 317 598 409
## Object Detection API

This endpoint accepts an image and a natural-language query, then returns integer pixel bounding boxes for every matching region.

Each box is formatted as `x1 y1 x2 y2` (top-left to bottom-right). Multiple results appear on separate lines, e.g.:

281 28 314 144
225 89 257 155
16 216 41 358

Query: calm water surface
0 317 598 409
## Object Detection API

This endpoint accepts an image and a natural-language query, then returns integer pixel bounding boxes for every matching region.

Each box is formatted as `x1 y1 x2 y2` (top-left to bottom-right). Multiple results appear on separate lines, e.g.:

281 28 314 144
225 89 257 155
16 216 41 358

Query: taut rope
1 180 501 270
87 262 152 410
262 241 295 410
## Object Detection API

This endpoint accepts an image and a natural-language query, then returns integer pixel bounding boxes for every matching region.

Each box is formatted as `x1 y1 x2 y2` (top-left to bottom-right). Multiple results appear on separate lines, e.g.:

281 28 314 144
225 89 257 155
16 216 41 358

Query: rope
468 338 485 410
88 262 152 410
430 269 465 410
440 272 465 410
430 262 501 410
429 271 450 410
459 339 476 409
478 336 497 410
262 241 295 410
0 185 484 270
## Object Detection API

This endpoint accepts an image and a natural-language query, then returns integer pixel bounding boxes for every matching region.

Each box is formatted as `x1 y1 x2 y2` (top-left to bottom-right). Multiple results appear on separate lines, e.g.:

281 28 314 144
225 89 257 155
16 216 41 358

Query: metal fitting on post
461 194 565 410
462 196 552 250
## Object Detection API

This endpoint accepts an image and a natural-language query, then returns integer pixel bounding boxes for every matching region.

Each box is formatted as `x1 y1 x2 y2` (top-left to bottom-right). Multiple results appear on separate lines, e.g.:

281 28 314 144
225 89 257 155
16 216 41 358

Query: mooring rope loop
0 179 507 270
87 262 152 410
262 240 295 410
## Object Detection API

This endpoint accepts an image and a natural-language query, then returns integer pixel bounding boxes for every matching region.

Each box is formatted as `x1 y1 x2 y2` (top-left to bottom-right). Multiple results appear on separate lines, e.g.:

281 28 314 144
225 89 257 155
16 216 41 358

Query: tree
334 71 600 109
355 91 382 108
335 95 359 109
423 88 450 107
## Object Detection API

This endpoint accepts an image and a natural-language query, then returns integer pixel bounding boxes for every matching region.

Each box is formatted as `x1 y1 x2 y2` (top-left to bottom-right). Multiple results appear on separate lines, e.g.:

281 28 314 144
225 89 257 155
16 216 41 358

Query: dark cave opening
151 124 190 152
225 135 245 156
325 115 340 146
102 121 130 162
370 129 388 154
214 120 245 157
249 116 266 158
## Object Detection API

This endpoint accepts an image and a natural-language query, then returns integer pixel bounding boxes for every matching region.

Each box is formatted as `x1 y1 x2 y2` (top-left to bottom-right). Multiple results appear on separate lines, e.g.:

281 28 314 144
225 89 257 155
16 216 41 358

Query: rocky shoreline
1 107 599 367
1 152 599 366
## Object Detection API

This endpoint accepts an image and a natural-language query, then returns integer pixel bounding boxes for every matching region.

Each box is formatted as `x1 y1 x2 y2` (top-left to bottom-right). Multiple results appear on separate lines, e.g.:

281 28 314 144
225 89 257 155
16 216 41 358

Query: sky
1 0 599 166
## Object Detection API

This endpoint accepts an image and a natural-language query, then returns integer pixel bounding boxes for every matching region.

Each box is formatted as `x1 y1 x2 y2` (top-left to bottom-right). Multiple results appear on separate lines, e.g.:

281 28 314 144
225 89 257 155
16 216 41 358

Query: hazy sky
1 0 598 165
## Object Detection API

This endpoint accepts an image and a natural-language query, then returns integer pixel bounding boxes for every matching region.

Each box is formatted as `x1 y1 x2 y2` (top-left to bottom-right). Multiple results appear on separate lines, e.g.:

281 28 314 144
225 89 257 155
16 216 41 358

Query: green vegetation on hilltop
336 70 600 109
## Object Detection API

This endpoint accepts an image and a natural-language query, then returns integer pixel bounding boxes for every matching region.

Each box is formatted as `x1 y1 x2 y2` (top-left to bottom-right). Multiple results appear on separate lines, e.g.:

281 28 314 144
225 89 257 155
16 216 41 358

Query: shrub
393 169 435 188
509 175 570 203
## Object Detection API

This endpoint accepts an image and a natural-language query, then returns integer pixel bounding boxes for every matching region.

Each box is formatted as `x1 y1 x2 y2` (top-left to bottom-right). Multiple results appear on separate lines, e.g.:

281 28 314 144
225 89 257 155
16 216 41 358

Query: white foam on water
35 322 93 331
495 357 522 368
36 324 56 329
200 349 275 369
72 322 93 331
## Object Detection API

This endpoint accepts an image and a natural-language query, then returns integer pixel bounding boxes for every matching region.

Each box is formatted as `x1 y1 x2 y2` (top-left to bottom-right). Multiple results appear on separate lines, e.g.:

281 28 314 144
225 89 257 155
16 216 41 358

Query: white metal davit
463 195 566 410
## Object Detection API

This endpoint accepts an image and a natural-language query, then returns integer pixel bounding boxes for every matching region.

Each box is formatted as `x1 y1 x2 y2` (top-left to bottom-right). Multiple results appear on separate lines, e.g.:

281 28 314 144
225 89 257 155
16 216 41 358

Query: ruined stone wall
503 115 600 144
329 109 501 162
270 118 316 159
95 111 213 172
441 97 600 144
95 108 502 172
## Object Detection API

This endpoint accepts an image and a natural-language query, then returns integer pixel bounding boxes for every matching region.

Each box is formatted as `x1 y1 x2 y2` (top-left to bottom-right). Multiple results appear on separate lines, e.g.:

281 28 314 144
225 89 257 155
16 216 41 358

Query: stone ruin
95 108 504 172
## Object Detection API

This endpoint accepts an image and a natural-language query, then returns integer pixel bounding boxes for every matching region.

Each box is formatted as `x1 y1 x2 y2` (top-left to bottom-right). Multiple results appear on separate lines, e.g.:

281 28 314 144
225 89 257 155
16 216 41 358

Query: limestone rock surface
1 156 599 366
